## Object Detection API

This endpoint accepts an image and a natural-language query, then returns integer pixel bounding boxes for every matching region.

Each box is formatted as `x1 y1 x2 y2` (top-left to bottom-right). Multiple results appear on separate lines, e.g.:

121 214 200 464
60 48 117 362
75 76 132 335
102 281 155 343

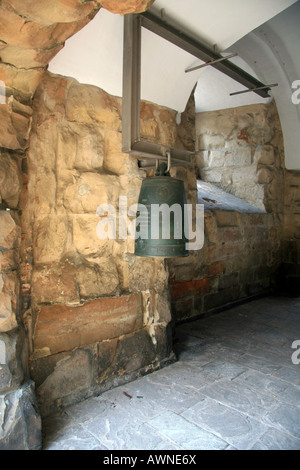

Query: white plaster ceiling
48 0 300 169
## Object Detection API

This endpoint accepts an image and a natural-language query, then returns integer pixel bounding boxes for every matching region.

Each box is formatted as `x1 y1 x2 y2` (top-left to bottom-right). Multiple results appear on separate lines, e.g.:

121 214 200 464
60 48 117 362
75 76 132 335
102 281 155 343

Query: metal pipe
185 53 238 73
230 83 278 96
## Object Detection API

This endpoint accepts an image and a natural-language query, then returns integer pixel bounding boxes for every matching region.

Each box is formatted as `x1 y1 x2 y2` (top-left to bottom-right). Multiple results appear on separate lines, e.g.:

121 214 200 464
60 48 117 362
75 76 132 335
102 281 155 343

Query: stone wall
169 210 281 323
281 170 300 294
0 0 180 448
168 100 285 323
195 101 285 216
0 75 41 452
21 72 177 417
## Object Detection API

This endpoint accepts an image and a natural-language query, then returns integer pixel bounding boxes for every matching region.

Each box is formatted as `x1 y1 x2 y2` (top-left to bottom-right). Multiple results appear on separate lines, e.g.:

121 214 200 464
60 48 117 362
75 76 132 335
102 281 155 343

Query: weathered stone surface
0 153 22 207
196 102 284 214
31 263 80 306
103 130 128 175
59 121 105 172
100 0 155 15
126 255 169 293
255 145 275 165
65 83 121 129
75 259 119 299
33 214 69 264
64 172 119 214
0 105 31 150
0 381 41 450
0 43 64 70
0 329 27 393
35 349 93 407
0 271 19 333
71 214 115 259
18 72 177 419
0 5 99 50
31 258 120 305
1 0 100 27
198 133 225 150
33 293 143 357
0 64 44 99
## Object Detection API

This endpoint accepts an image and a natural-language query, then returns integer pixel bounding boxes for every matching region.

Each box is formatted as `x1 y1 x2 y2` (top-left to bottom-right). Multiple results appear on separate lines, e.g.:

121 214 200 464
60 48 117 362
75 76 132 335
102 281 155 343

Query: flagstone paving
42 295 300 450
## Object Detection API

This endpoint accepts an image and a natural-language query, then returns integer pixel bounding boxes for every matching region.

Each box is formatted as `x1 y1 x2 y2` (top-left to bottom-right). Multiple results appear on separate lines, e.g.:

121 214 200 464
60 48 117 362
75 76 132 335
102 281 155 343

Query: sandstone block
75 259 119 299
1 0 99 26
72 213 115 258
66 83 121 130
198 133 225 151
0 63 44 99
155 291 172 325
103 130 128 175
246 125 273 146
33 214 68 264
208 150 225 168
204 212 218 244
31 263 80 306
255 145 275 165
0 329 26 392
0 381 41 450
196 150 210 168
64 121 104 171
100 0 155 14
0 105 31 150
35 349 92 407
0 6 97 50
64 172 119 214
215 210 240 227
0 272 19 333
200 168 222 183
0 212 19 251
256 167 273 184
0 153 22 208
223 146 252 167
127 255 168 293
26 166 56 215
33 293 143 357
106 328 156 377
0 43 64 69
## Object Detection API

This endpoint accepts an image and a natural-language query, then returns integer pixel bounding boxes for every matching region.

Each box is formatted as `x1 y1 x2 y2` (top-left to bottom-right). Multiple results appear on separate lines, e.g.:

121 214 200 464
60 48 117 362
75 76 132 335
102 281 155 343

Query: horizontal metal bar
136 156 194 168
140 11 271 98
129 140 194 167
229 83 278 96
185 53 238 73
132 140 193 162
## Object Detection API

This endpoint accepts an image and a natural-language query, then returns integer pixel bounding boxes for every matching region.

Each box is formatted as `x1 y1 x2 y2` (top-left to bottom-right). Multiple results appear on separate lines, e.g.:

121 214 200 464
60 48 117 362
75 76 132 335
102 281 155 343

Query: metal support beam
122 14 141 152
122 13 194 166
140 11 271 98
122 11 273 168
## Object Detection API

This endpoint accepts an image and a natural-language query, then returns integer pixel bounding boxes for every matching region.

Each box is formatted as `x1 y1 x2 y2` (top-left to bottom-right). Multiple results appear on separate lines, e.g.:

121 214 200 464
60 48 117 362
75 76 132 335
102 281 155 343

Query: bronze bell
135 157 189 258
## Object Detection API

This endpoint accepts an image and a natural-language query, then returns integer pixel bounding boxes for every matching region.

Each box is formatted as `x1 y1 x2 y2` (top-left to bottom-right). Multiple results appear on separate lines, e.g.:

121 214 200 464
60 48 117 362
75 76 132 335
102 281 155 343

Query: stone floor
42 295 300 451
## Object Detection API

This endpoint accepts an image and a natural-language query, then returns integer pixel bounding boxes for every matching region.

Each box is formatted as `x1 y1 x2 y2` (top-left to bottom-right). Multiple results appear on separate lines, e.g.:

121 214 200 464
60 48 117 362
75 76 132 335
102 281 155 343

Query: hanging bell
135 153 189 258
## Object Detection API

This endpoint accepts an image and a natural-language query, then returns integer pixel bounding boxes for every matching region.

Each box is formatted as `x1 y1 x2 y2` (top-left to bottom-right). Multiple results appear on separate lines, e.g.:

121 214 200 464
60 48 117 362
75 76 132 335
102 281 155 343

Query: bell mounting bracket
122 12 271 169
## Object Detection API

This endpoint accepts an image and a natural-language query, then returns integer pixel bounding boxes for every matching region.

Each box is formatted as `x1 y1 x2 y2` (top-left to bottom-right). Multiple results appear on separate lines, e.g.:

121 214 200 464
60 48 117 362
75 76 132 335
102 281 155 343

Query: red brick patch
170 278 210 301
